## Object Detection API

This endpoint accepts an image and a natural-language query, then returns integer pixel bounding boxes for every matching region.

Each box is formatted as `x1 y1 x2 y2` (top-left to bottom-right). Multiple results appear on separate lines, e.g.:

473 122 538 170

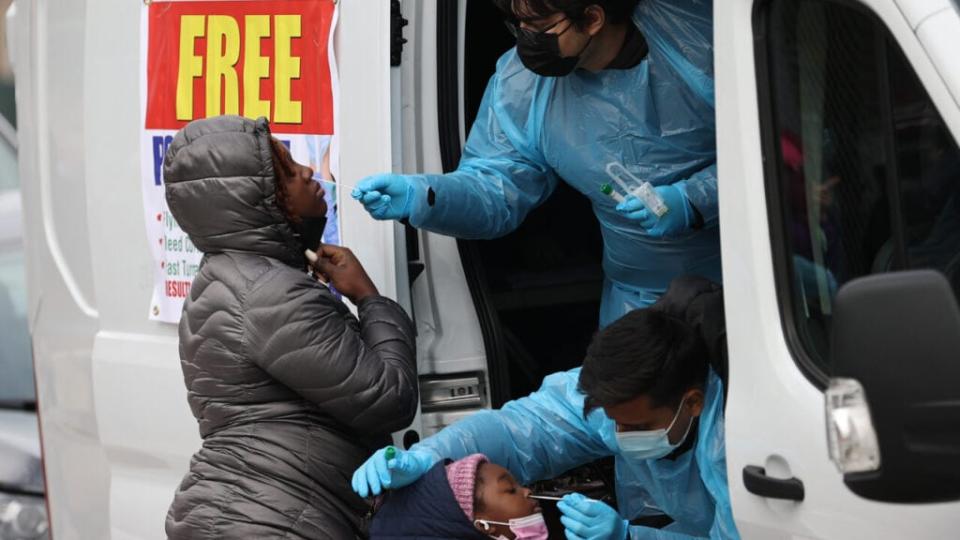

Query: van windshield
0 117 36 409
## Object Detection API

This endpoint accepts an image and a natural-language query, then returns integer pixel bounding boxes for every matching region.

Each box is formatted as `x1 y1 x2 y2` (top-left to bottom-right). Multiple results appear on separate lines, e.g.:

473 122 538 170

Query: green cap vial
599 183 625 203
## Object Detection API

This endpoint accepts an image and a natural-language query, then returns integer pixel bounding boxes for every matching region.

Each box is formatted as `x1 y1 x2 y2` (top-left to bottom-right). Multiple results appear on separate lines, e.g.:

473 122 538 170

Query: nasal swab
315 177 355 191
527 494 566 501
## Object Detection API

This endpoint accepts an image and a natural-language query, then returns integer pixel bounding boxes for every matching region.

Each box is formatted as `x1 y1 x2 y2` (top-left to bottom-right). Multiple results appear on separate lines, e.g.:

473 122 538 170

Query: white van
8 0 960 538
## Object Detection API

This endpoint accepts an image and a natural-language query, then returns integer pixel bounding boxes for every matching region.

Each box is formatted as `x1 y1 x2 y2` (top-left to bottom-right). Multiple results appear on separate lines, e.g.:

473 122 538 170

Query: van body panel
11 1 111 539
916 8 960 109
893 0 953 29
16 1 404 538
717 0 960 536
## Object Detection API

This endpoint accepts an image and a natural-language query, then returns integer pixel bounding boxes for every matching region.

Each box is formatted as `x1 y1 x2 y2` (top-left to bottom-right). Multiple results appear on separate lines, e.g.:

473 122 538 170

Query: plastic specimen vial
604 161 669 217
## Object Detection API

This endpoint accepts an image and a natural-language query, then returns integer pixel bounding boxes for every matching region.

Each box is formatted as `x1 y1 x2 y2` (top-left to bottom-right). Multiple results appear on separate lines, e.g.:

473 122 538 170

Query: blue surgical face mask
615 397 694 461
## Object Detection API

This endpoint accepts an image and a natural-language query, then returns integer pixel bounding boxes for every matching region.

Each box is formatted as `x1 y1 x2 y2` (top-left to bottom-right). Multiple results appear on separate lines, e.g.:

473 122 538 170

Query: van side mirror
830 270 960 503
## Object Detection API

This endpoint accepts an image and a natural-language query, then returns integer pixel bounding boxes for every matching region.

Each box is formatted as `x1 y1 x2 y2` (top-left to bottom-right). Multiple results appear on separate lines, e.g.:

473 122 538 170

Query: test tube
604 161 669 218
385 446 397 460
634 182 669 218
600 183 625 203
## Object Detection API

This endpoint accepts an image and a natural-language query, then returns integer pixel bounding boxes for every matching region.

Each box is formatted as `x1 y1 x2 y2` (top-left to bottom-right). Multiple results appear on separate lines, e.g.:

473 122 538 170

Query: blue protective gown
404 0 721 327
410 369 739 539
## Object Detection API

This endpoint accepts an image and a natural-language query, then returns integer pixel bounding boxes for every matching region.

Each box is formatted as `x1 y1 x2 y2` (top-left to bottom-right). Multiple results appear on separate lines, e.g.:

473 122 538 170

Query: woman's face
273 140 328 220
474 463 540 537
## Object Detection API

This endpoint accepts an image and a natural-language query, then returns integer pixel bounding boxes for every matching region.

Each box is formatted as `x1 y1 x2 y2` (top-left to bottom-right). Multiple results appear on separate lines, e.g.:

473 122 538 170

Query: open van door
14 1 409 538
717 0 960 536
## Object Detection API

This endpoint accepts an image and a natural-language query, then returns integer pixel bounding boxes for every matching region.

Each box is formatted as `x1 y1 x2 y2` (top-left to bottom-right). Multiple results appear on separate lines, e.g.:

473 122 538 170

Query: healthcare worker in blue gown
352 0 720 327
353 277 739 539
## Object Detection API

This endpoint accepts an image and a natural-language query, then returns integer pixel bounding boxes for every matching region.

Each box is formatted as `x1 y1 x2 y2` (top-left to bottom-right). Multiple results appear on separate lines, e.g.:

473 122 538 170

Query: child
369 454 549 539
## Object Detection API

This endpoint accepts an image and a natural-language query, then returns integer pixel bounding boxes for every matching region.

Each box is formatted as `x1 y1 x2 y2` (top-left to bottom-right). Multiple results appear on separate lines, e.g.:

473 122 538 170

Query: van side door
717 0 960 536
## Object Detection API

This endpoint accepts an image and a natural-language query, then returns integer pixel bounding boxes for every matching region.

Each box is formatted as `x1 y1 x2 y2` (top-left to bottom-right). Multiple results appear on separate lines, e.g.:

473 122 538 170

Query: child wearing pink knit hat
370 453 548 539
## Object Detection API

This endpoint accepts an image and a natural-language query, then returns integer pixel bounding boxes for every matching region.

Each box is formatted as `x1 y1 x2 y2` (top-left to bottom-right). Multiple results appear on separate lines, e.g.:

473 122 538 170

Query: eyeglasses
503 16 568 38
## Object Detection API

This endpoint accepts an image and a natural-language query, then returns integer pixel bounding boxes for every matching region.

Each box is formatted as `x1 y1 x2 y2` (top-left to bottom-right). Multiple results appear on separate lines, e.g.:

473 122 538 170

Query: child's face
473 463 540 537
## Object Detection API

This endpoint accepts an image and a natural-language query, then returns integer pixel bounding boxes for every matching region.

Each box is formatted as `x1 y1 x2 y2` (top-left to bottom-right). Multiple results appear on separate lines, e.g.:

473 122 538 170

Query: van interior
454 0 604 408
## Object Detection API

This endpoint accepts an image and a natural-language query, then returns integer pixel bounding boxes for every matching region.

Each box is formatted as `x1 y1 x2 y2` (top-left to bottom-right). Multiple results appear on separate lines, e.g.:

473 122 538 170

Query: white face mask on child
474 512 549 540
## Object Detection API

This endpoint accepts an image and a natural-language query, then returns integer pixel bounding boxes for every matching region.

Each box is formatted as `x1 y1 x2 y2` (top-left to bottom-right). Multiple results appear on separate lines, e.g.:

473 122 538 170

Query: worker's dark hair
579 309 708 416
494 0 641 27
269 137 300 224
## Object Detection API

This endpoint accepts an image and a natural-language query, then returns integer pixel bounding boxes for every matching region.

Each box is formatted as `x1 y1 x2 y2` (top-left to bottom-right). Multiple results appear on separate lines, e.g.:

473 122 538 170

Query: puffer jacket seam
207 475 231 540
281 505 310 540
279 421 314 540
238 262 287 371
200 223 287 244
233 258 287 409
167 172 274 184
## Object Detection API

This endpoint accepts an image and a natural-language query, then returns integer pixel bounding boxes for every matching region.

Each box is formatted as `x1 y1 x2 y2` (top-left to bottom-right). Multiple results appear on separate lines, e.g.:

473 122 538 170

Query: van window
758 0 960 379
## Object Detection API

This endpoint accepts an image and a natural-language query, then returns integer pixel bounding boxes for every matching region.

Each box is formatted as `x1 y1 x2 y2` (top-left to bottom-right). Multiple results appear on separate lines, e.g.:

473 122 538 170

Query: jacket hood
163 115 303 266
369 461 489 539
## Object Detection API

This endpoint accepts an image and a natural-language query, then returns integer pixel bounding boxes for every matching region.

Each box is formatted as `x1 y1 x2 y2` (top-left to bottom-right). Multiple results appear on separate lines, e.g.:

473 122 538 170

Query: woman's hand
308 245 379 303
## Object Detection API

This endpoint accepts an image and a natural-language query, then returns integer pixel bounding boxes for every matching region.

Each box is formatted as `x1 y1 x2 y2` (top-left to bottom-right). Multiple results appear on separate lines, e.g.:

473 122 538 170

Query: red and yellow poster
141 0 339 323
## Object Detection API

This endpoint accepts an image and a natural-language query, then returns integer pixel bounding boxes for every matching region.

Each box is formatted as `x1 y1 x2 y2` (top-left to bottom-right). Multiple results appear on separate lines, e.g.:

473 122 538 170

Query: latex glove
350 446 437 498
351 173 416 221
615 184 693 237
557 493 628 540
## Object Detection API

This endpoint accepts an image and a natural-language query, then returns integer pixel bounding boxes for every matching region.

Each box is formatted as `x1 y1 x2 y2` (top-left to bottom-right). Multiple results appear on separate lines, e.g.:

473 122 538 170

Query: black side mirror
831 270 960 503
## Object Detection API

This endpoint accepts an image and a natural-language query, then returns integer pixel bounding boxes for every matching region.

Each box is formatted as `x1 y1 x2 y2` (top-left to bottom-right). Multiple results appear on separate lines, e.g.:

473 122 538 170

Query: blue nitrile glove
350 446 438 498
615 184 693 238
557 493 628 540
351 173 417 221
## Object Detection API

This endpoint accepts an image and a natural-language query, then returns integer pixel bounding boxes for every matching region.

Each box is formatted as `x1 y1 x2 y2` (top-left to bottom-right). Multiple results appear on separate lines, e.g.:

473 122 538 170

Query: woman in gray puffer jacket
163 116 418 539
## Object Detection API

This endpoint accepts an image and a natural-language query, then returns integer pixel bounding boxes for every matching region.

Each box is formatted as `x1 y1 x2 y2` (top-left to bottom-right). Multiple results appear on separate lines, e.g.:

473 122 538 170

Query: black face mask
513 18 591 77
295 216 328 253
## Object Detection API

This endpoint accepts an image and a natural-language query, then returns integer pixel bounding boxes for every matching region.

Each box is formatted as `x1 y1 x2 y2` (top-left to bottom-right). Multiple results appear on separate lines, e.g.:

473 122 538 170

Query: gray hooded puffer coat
162 116 418 539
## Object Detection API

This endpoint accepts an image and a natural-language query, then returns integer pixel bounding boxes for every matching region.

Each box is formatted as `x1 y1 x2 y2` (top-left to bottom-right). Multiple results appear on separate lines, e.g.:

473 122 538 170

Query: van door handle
743 465 805 501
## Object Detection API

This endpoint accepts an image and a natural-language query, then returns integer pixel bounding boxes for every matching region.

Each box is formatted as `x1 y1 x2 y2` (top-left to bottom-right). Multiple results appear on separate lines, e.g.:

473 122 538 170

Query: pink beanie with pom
445 453 488 520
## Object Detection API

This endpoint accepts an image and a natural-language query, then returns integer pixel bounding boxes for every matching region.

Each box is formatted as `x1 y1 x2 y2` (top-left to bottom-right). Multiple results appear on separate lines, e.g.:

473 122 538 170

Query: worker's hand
352 174 416 221
351 447 438 498
557 493 628 540
309 244 379 304
615 184 693 238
